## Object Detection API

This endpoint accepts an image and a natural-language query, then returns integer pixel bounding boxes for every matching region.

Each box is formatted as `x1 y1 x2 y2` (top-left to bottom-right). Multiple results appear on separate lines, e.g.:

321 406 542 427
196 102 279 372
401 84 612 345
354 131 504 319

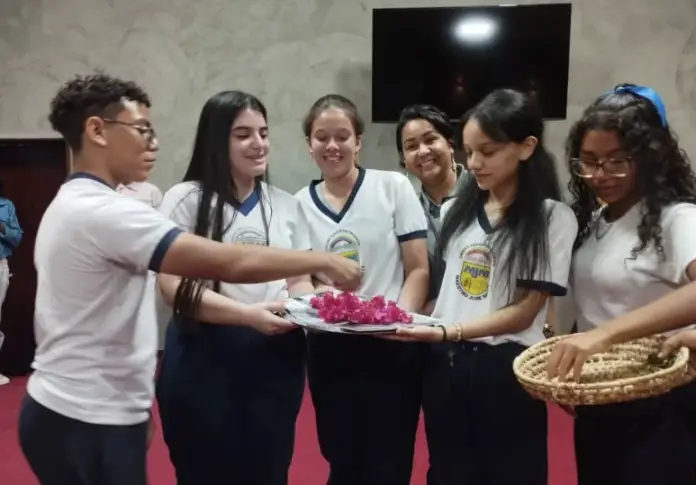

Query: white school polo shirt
116 181 163 208
159 181 311 303
432 199 578 347
27 173 183 425
295 167 428 300
573 202 696 332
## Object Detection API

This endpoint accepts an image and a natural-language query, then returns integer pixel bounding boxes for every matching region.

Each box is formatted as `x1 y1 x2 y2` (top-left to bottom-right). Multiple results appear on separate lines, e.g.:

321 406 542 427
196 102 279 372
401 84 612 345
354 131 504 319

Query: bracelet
454 323 463 343
437 324 448 342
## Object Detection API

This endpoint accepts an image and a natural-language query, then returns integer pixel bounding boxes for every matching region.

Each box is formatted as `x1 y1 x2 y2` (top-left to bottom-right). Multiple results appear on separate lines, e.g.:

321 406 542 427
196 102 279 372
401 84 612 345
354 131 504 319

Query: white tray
282 294 439 335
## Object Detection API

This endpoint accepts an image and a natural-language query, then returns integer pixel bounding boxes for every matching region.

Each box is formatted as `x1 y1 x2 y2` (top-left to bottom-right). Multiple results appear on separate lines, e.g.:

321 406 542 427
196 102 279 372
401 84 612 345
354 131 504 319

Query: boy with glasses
17 72 361 485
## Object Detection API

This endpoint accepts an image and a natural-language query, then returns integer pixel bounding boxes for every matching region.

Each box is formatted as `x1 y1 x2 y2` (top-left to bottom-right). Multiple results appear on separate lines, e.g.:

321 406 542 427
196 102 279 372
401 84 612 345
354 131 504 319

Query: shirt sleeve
662 203 696 284
84 197 183 273
517 201 578 297
291 199 312 251
392 173 428 242
158 184 199 233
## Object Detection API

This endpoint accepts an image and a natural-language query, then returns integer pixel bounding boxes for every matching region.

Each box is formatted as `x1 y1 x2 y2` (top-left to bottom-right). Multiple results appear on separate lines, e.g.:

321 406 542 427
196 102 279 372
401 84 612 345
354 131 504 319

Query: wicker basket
513 335 693 406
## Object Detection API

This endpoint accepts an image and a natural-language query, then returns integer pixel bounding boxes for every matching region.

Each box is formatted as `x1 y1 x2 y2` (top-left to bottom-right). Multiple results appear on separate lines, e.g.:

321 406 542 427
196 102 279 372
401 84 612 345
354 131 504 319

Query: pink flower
309 292 413 325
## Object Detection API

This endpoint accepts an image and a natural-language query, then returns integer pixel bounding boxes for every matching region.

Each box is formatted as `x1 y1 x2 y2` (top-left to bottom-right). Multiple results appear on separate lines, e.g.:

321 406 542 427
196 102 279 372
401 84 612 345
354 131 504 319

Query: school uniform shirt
295 167 428 300
27 173 183 426
572 202 696 332
432 199 578 347
159 181 311 302
418 164 468 300
116 181 163 208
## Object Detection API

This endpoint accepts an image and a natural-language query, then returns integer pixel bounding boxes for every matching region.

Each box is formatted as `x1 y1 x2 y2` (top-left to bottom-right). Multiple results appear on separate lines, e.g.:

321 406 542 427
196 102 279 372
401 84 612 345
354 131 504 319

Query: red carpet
0 376 577 484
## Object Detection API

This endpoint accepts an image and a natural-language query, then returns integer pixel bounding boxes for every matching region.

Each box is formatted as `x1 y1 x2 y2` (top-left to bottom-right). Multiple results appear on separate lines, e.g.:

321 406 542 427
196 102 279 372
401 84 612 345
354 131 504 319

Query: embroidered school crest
230 227 268 246
326 229 361 262
456 244 492 300
325 229 366 276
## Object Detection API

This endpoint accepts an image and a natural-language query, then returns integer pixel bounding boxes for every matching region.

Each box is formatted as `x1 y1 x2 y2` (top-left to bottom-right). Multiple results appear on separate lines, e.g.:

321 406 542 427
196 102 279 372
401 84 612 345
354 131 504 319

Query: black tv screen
371 3 572 123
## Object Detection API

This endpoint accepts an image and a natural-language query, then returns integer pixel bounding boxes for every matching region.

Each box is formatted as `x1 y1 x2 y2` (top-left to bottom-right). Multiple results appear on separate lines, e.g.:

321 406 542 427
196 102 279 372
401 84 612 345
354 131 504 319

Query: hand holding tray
282 293 439 335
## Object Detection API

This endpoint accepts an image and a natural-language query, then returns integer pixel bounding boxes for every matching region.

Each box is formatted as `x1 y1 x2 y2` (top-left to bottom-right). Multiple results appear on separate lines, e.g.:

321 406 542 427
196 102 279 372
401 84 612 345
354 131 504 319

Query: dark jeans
423 341 548 485
18 394 148 485
574 378 696 485
307 332 423 485
157 322 306 485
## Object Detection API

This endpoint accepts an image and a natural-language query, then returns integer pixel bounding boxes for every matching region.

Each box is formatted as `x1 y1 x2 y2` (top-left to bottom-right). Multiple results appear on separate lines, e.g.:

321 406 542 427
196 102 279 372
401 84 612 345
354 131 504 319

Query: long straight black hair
173 90 271 327
437 89 562 298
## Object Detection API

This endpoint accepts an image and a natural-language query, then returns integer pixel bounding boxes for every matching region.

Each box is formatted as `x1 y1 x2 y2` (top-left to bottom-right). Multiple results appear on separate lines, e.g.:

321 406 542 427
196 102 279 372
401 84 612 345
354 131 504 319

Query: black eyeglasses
102 119 157 144
570 157 632 179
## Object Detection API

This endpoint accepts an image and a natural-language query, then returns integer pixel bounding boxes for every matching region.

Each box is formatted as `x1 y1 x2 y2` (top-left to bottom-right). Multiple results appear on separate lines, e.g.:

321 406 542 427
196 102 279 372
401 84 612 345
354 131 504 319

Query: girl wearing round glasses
547 84 696 485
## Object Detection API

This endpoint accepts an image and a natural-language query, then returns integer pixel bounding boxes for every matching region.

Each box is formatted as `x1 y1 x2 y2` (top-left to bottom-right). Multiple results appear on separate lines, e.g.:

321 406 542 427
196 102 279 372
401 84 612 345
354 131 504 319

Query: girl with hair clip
392 88 577 485
155 91 313 485
546 84 696 485
295 94 430 485
396 105 468 313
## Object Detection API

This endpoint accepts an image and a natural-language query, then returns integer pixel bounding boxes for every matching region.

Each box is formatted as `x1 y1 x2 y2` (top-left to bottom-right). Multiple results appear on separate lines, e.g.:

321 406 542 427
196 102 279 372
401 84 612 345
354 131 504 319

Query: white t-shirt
295 168 428 300
573 202 696 332
432 199 578 347
159 181 311 303
27 173 182 425
116 181 163 208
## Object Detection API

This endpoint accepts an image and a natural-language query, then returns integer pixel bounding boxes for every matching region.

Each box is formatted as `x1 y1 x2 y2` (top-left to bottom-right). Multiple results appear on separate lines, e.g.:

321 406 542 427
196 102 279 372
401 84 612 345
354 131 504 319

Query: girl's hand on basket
546 329 613 382
660 330 696 371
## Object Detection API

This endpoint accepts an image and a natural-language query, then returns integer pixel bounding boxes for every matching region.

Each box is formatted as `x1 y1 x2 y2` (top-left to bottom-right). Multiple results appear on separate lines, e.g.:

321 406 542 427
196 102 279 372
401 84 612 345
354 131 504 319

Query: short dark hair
395 104 454 167
48 72 151 152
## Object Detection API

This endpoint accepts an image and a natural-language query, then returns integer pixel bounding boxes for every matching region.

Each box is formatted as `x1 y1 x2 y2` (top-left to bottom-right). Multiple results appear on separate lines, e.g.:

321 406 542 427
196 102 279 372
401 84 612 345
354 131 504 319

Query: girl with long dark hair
155 91 312 485
547 84 696 485
394 88 576 485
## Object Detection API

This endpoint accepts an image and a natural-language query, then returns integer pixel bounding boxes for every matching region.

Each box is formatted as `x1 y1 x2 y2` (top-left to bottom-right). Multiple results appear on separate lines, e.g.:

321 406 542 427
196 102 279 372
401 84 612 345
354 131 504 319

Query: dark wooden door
0 138 68 376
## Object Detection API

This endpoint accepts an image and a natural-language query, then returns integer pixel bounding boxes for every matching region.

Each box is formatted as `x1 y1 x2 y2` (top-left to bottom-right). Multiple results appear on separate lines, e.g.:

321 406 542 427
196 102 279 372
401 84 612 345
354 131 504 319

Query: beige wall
1 0 695 343
1 0 696 193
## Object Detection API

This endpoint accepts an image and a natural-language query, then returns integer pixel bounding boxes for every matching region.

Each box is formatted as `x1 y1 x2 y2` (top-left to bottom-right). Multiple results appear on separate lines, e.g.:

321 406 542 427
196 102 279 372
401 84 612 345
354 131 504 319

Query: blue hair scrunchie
605 85 667 127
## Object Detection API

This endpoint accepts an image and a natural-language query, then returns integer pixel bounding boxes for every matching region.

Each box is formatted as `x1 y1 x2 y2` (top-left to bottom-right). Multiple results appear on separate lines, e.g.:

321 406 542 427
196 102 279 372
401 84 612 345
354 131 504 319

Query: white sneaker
0 373 9 386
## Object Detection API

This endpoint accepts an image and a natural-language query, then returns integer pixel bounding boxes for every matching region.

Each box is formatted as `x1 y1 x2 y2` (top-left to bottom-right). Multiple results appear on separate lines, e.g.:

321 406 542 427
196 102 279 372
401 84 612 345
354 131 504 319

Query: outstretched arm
547 204 696 380
156 273 293 334
87 199 362 291
159 232 358 287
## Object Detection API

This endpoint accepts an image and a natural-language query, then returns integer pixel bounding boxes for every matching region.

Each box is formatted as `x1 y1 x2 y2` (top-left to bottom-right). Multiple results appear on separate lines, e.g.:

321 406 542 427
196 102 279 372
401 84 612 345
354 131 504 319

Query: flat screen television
371 3 572 123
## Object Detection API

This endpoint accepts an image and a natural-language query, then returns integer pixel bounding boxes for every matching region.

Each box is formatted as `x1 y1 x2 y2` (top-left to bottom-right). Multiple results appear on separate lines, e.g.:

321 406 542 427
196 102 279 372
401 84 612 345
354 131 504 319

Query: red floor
0 375 577 484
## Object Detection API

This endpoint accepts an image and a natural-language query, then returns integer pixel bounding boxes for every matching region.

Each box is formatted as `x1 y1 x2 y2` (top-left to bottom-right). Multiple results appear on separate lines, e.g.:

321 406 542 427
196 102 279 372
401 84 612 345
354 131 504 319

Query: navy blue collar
238 184 261 217
66 172 114 190
309 167 365 223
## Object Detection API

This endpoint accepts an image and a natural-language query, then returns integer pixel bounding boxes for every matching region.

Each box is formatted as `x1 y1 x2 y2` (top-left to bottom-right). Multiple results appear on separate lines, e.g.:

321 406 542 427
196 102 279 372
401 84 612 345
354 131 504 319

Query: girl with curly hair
547 84 696 485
